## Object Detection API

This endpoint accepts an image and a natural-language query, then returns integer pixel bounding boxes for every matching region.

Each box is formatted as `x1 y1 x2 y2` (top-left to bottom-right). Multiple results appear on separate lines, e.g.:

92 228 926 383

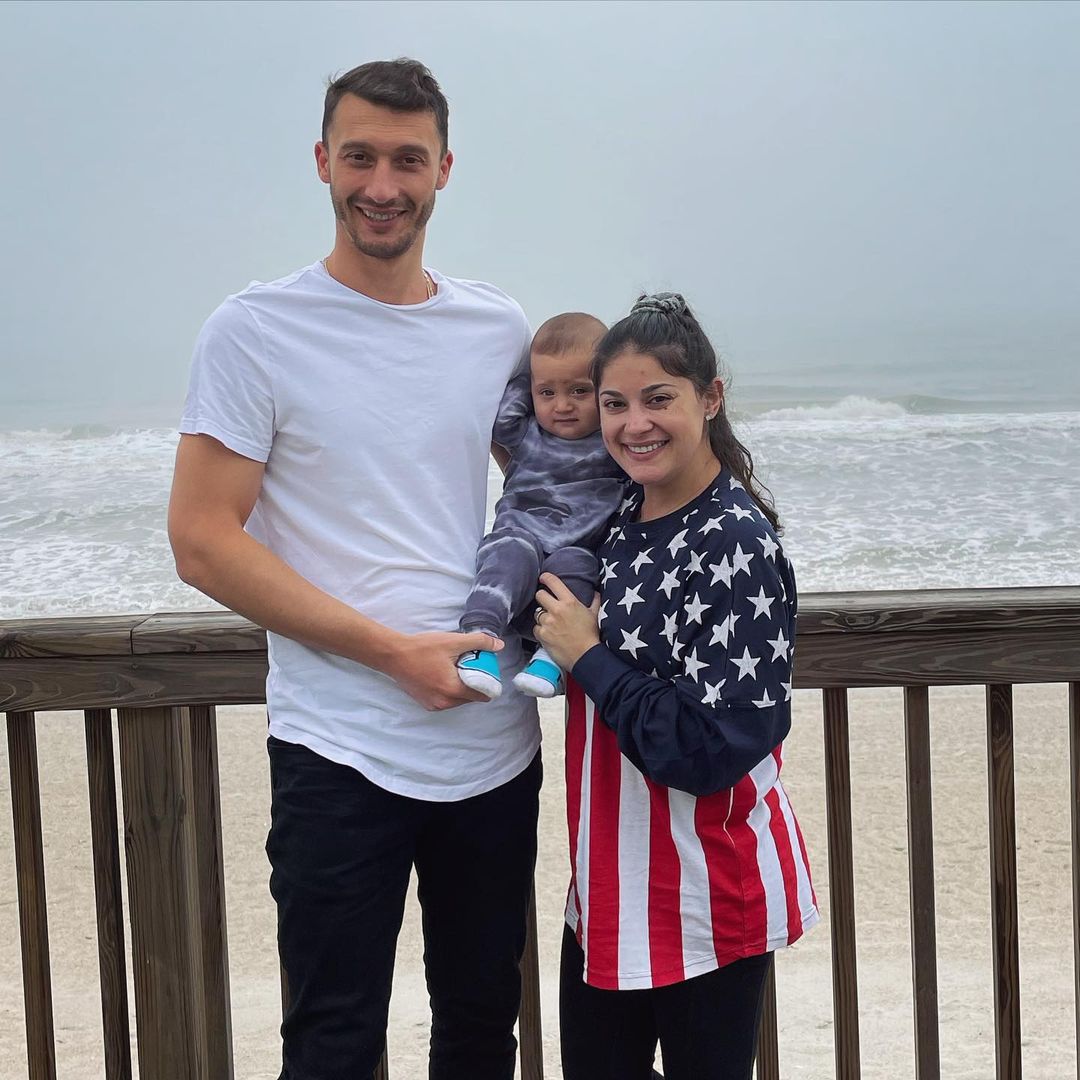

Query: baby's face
530 349 601 440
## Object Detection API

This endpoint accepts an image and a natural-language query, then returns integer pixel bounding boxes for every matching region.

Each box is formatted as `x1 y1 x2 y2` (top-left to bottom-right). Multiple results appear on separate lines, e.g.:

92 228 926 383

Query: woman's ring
534 606 545 623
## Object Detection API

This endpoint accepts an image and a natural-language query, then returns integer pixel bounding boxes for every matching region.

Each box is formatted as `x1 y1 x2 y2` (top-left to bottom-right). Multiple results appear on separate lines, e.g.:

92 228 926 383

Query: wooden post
823 687 861 1079
1069 681 1079 1080
985 685 1021 1080
6 711 57 1080
84 709 132 1080
117 705 208 1080
755 958 780 1080
904 686 940 1080
518 883 544 1080
185 705 234 1079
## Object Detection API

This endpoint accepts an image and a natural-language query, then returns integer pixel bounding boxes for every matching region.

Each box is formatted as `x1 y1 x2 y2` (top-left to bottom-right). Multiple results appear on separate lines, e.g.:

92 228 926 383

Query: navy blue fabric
570 471 796 796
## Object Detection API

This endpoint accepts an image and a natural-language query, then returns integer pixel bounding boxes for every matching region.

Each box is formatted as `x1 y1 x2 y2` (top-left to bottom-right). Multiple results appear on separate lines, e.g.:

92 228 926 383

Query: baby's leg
514 547 599 699
458 527 544 699
459 526 545 636
542 546 601 608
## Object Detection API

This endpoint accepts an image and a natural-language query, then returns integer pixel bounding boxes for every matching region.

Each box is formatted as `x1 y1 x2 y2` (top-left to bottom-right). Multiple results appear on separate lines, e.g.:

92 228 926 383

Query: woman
534 293 818 1080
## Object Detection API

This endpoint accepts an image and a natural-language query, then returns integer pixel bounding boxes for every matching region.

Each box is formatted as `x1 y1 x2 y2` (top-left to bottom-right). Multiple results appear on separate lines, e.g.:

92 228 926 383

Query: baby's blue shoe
457 649 503 699
512 648 564 699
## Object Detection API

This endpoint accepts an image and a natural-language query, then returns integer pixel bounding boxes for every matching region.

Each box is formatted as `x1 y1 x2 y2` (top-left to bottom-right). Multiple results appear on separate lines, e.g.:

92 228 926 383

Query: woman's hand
533 573 601 671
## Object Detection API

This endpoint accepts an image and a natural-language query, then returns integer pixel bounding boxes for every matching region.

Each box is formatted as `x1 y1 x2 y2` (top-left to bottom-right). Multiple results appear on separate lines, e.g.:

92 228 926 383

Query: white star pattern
619 626 647 658
682 648 708 683
708 611 740 648
594 472 794 754
731 543 754 578
597 601 608 626
730 646 761 681
708 555 733 588
748 586 776 620
683 593 710 625
658 568 681 598
766 629 790 661
700 679 725 706
619 495 637 515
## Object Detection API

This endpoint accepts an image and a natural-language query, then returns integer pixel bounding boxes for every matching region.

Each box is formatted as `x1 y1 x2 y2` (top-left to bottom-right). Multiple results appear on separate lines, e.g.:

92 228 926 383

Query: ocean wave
757 396 909 422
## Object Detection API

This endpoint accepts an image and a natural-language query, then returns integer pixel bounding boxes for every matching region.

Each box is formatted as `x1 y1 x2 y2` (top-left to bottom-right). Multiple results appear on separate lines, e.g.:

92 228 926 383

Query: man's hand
386 630 505 711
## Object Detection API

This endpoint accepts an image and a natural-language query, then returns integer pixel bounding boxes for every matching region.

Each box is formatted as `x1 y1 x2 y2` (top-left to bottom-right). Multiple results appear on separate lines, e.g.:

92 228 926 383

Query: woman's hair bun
631 292 688 318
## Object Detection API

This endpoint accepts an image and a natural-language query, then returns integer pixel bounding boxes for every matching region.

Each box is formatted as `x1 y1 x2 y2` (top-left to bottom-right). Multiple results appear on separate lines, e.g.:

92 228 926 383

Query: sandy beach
1 683 1075 1079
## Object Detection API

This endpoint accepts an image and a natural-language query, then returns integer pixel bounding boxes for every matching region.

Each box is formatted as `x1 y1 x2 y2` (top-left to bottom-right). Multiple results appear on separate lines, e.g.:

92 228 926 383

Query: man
169 59 540 1080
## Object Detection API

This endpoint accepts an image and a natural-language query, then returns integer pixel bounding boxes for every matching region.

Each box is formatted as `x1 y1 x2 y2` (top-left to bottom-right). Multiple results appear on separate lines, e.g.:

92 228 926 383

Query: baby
457 312 626 699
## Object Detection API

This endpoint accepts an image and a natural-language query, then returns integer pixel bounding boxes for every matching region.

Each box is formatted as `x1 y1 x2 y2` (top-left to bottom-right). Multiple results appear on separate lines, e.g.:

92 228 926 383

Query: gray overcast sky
1 0 1077 422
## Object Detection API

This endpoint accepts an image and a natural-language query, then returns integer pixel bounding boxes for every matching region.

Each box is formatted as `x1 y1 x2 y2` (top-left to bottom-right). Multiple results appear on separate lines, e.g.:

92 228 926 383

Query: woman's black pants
560 924 772 1080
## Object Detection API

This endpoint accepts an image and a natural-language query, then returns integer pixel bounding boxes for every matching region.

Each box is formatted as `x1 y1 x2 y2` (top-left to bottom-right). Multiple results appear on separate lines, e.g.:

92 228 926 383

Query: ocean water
1 392 1078 619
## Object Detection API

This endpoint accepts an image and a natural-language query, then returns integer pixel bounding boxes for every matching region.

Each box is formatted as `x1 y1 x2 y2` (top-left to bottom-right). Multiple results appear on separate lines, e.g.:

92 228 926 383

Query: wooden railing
2 586 1078 1080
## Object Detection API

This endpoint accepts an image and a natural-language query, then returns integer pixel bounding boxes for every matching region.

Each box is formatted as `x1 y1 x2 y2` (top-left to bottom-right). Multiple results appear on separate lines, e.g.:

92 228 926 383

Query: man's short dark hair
322 58 449 152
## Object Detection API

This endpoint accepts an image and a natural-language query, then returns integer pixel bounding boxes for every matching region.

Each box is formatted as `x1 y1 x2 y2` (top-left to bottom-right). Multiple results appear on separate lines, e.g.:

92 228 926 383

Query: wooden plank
0 615 148 658
132 612 264 655
755 959 779 1080
798 585 1080 635
823 688 861 1079
185 706 234 1079
84 709 132 1080
2 625 1076 713
0 653 269 712
6 711 57 1080
519 883 543 1080
1070 681 1079 1080
794 625 1080 689
904 687 940 1080
4 587 1077 663
985 685 1022 1080
117 706 208 1080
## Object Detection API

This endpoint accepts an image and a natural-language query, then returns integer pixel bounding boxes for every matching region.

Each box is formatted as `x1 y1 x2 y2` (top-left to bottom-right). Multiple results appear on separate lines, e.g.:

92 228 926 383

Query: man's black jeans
266 735 541 1080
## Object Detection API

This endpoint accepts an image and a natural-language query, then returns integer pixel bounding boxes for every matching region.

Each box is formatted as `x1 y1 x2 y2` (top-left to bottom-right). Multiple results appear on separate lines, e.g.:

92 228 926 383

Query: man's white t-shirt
180 261 539 800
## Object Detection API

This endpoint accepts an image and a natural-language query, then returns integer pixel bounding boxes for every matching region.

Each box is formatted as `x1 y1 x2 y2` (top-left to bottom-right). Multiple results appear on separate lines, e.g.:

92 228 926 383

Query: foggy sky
1 0 1077 423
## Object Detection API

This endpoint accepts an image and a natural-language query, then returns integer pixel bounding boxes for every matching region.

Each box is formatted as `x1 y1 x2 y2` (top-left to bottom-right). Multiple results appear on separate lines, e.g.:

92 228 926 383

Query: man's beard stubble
332 187 437 261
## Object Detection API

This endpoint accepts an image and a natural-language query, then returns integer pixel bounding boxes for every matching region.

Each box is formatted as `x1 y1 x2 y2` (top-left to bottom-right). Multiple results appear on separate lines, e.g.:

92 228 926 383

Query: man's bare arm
490 441 511 474
168 433 499 711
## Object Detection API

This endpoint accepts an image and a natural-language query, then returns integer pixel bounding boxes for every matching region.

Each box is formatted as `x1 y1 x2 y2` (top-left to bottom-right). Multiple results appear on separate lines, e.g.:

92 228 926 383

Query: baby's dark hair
531 312 607 358
589 293 781 533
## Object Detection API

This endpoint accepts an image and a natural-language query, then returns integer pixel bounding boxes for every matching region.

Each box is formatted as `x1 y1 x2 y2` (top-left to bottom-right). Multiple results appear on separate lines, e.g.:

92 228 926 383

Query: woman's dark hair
590 293 781 533
322 58 449 152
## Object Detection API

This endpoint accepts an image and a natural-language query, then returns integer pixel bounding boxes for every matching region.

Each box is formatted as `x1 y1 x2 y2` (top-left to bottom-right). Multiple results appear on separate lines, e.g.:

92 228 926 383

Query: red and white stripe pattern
565 682 819 990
